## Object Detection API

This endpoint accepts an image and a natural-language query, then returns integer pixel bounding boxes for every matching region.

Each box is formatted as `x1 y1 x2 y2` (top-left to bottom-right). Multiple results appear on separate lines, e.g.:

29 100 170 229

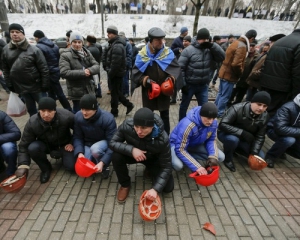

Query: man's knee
0 142 17 155
28 141 46 155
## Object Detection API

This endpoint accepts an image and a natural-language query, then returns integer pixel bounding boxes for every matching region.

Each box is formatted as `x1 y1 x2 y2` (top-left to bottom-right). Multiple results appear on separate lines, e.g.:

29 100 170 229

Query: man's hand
15 167 29 178
65 144 74 152
132 148 147 162
206 157 218 167
93 161 104 173
200 42 213 49
78 153 85 158
145 188 158 201
196 166 208 175
84 69 91 76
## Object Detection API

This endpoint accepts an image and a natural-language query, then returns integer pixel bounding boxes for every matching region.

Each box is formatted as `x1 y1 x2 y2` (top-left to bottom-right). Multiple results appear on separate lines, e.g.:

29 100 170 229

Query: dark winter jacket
105 36 126 79
59 47 100 100
170 106 218 172
267 94 300 137
178 41 225 86
0 110 21 145
94 42 103 61
171 36 184 58
18 108 74 166
73 108 117 165
0 39 7 69
260 29 300 98
36 37 60 73
2 39 49 94
218 102 269 155
246 53 267 89
109 114 172 193
131 43 139 67
86 44 101 64
125 39 132 69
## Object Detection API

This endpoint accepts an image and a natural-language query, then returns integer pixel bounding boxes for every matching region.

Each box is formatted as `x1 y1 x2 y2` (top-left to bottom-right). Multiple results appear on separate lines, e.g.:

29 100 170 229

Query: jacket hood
151 113 164 138
293 94 300 107
186 106 205 127
38 37 55 48
109 36 126 46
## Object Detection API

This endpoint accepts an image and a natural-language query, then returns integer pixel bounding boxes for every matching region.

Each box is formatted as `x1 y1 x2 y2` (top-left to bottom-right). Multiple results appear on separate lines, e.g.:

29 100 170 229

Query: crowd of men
0 22 299 204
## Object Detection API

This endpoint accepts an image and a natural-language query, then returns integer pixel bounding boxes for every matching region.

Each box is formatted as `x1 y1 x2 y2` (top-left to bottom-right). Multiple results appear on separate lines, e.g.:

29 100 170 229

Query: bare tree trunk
295 18 300 29
33 0 41 12
212 0 219 17
80 0 86 13
283 0 297 14
0 0 9 31
7 0 17 13
191 0 207 36
96 0 100 13
228 0 237 19
202 0 209 16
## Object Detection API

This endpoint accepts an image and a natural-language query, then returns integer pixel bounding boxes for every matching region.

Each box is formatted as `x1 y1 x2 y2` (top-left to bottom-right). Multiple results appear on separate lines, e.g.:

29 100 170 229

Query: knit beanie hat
107 25 118 35
200 102 218 118
251 91 271 105
86 35 96 43
180 27 188 34
196 28 210 40
38 97 56 111
66 30 72 37
245 29 257 39
9 23 25 35
69 31 83 43
80 94 98 110
269 33 286 42
119 31 126 37
33 30 45 39
183 35 191 42
133 108 154 127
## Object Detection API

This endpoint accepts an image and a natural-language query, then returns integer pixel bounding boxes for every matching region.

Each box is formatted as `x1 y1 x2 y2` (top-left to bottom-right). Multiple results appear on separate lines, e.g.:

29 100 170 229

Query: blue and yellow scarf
135 44 175 73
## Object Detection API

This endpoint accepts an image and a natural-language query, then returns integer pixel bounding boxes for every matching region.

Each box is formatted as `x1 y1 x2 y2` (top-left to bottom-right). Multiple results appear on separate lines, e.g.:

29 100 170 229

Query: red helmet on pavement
189 166 219 186
0 174 26 193
161 77 174 96
248 155 267 170
138 190 162 221
148 82 161 99
75 157 97 178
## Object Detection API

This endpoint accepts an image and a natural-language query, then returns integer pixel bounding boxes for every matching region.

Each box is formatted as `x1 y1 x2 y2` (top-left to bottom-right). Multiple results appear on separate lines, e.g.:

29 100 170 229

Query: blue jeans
84 140 108 164
171 145 225 171
0 142 17 176
122 70 129 95
266 129 300 159
179 83 208 121
215 79 235 118
22 92 47 116
218 131 265 162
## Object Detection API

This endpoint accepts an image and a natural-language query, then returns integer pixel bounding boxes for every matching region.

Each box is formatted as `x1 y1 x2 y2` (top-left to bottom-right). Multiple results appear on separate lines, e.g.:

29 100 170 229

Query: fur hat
86 35 96 43
69 31 83 43
9 23 25 35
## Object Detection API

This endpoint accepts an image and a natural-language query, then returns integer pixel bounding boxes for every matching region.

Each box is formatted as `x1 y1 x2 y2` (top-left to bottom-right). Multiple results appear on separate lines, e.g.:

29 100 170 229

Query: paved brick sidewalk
0 80 299 240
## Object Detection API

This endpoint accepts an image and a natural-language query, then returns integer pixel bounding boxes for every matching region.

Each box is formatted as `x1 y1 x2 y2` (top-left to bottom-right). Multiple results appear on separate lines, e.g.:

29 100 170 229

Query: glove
206 157 218 167
200 42 213 49
15 168 29 178
181 84 189 95
8 86 15 92
145 78 154 89
41 86 49 92
241 130 255 144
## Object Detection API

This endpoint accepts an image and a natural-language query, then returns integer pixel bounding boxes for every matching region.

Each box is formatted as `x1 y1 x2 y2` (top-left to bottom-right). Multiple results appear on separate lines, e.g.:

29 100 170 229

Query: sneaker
102 167 110 179
126 103 134 115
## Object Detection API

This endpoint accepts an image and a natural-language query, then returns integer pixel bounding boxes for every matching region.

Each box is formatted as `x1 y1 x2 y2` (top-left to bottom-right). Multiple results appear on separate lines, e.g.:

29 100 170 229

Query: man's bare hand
84 69 91 76
65 144 74 152
132 148 147 162
145 188 158 201
196 166 208 176
93 161 104 173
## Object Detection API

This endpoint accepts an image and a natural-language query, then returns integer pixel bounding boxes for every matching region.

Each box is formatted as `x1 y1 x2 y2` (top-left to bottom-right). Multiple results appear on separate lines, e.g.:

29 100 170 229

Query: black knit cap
183 35 191 42
200 102 218 118
197 28 210 40
66 30 72 37
80 94 98 110
87 35 96 43
38 97 56 111
9 23 25 35
107 25 118 35
133 108 154 127
269 34 286 42
245 29 257 39
33 30 45 39
251 91 271 105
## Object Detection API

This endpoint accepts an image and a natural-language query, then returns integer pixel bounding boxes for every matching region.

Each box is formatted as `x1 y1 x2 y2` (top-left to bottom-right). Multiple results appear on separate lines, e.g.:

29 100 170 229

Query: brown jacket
218 36 249 83
246 53 267 89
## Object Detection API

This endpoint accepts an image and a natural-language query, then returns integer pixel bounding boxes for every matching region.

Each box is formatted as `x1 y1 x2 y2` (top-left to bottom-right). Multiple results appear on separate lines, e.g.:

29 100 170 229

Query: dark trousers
160 110 170 135
112 151 174 193
28 140 76 172
229 86 248 104
111 77 131 115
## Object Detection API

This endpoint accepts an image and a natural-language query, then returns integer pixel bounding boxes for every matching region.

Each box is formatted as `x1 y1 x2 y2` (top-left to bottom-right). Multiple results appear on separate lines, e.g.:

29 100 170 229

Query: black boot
266 158 274 168
223 159 236 172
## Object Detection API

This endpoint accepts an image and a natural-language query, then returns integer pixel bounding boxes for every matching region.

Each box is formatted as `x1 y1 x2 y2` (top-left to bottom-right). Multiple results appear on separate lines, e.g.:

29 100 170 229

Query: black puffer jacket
0 110 21 145
105 36 126 79
18 109 74 166
59 47 100 100
109 114 172 193
218 102 269 155
2 39 49 94
260 29 300 98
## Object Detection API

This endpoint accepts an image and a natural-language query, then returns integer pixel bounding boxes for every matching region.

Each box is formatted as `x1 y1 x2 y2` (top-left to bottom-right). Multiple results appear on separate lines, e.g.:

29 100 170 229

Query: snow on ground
7 13 296 41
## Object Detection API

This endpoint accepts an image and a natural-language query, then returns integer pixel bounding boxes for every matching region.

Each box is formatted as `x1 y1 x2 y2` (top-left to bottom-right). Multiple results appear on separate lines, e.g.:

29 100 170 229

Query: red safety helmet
0 174 26 193
138 190 162 221
161 77 174 96
75 157 97 178
248 155 267 171
189 166 219 186
148 82 161 100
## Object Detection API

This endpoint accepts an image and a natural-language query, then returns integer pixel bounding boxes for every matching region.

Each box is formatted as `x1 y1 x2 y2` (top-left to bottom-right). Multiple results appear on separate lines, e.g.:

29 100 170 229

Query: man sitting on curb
218 91 270 172
265 93 300 168
170 102 225 174
73 94 117 179
110 107 174 203
16 97 75 183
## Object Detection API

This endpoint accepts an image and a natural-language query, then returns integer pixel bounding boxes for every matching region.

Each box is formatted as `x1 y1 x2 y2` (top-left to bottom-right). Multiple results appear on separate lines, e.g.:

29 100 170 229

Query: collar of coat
9 38 29 50
238 35 250 56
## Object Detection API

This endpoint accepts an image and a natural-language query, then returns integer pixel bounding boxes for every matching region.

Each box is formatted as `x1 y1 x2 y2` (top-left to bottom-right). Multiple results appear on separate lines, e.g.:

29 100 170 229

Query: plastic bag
6 92 27 117
93 75 99 88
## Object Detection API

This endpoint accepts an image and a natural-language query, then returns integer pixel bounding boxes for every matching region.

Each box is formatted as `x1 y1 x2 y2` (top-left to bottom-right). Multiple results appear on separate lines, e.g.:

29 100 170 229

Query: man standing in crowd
210 35 223 88
218 91 270 172
16 97 75 183
73 94 117 179
34 30 72 111
170 103 225 173
221 34 235 52
2 23 49 116
182 35 191 48
110 107 174 203
215 29 257 118
104 26 134 117
264 93 300 168
178 28 225 121
132 27 182 134
260 29 300 117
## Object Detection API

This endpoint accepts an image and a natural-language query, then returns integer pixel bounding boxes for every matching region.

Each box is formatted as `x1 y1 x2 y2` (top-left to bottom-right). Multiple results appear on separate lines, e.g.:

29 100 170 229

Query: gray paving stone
246 191 263 207
216 206 232 226
236 206 253 225
231 215 250 237
223 225 240 240
175 206 188 224
108 222 121 240
187 214 202 236
69 203 84 221
132 223 144 239
144 221 155 235
76 189 89 204
95 188 109 204
37 220 56 240
195 206 209 225
208 215 226 236
43 194 59 211
38 188 55 202
13 220 35 240
90 204 103 223
245 225 264 240
190 190 204 206
202 197 218 216
256 207 276 225
166 214 179 235
27 202 47 220
83 195 96 212
156 223 168 239
183 198 196 214
99 213 112 234
26 231 39 240
178 224 192 240
228 191 243 207
180 183 191 198
49 232 62 239
164 197 176 215
252 215 272 237
57 187 72 202
121 213 133 234
173 190 184 206
120 234 132 240
112 203 124 223
215 184 229 198
209 190 223 206
63 195 77 212
53 211 70 232
31 211 50 231
241 198 259 216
